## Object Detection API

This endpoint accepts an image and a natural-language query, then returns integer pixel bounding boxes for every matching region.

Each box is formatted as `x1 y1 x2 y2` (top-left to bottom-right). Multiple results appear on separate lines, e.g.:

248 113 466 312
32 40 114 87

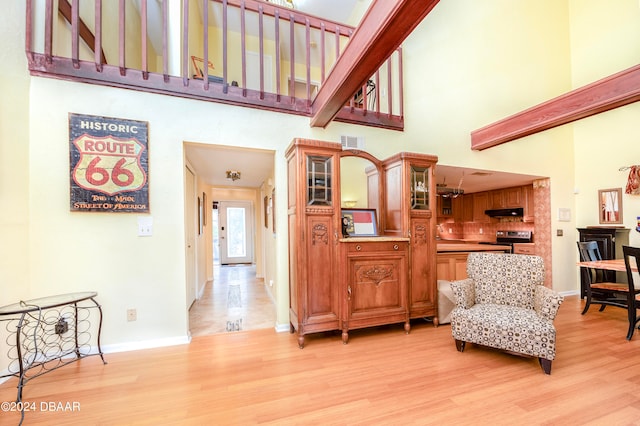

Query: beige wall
570 0 640 246
3 1 640 372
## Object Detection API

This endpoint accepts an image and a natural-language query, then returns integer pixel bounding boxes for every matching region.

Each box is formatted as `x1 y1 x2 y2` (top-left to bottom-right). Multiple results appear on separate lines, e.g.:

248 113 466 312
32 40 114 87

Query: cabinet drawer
345 241 408 253
513 243 536 255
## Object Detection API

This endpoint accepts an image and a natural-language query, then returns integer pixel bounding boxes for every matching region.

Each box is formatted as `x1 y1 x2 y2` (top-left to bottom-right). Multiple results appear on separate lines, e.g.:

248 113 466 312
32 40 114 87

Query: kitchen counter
437 243 511 252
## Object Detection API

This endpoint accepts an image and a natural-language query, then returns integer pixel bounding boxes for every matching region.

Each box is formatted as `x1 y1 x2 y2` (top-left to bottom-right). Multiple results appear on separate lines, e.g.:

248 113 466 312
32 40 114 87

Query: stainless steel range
495 230 533 253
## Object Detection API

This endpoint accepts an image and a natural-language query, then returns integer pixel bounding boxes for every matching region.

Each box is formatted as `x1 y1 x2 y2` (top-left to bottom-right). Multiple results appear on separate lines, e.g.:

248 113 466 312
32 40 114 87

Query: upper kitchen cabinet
490 187 522 209
437 195 453 217
504 187 523 207
522 184 534 222
472 192 490 222
452 195 464 221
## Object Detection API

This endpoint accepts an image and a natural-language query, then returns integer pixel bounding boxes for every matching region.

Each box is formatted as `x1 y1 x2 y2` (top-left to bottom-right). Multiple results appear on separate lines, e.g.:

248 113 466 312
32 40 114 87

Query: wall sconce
226 170 241 181
343 200 357 208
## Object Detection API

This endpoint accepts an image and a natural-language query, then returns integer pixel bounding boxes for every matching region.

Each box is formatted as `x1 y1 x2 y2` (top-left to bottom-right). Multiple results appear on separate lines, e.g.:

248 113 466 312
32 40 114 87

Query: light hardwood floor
3 295 640 425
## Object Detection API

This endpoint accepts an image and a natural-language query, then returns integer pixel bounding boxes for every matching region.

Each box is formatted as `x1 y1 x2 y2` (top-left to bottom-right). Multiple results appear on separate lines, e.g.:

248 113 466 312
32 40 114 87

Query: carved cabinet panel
409 216 437 320
342 240 409 343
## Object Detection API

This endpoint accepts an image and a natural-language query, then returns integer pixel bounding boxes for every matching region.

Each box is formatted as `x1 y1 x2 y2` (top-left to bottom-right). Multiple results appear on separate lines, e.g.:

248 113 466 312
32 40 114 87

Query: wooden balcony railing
25 0 404 130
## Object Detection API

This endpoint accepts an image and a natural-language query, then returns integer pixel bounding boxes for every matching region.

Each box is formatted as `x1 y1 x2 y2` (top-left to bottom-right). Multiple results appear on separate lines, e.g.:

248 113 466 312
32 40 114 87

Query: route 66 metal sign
69 113 149 212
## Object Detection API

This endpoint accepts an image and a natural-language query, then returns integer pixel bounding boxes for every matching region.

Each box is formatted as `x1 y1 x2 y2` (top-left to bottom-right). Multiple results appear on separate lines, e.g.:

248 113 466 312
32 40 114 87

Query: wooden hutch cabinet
286 139 438 348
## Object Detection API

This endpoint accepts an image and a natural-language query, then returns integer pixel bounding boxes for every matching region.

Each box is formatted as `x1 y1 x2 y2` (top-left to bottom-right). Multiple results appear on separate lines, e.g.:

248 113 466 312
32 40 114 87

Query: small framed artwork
598 188 623 225
341 208 378 237
264 195 269 228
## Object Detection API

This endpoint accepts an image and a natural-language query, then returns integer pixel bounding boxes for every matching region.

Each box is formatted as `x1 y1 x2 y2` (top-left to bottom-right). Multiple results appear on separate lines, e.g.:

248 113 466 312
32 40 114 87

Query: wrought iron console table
0 292 106 407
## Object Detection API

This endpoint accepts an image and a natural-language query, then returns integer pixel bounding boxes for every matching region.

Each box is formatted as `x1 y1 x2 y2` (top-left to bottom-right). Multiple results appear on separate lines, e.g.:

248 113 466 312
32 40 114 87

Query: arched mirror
340 150 383 237
598 188 623 224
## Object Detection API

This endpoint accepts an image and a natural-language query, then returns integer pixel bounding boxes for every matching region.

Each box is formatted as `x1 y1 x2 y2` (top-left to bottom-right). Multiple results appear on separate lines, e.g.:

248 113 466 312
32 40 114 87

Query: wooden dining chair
577 241 628 315
622 246 640 340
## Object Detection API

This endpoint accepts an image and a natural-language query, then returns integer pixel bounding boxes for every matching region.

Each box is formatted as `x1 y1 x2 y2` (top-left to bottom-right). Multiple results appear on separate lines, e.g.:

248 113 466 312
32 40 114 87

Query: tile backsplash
437 219 535 242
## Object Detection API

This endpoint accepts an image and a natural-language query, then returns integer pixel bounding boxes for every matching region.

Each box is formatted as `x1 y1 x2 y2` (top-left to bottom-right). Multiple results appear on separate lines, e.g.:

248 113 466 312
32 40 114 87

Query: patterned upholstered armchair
450 253 564 374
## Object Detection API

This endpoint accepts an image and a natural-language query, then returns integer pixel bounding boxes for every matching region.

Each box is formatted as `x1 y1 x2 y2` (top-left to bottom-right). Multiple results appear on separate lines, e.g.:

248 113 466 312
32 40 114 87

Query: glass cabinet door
307 155 332 206
411 165 430 210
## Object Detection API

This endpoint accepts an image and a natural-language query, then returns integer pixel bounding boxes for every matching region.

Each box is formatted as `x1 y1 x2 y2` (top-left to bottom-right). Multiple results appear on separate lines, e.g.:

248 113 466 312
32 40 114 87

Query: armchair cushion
451 303 558 361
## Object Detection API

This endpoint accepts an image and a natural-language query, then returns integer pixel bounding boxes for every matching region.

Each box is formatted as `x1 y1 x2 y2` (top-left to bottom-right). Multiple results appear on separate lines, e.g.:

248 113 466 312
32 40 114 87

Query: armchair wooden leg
455 339 465 352
539 358 552 374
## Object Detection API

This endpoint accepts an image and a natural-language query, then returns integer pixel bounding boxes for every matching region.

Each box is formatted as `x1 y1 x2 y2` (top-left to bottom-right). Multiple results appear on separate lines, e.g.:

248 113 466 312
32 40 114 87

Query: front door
218 201 254 264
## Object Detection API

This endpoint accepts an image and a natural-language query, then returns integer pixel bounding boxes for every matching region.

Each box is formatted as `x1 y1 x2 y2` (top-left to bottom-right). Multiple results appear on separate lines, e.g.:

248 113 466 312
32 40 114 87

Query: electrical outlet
138 217 153 237
127 309 137 322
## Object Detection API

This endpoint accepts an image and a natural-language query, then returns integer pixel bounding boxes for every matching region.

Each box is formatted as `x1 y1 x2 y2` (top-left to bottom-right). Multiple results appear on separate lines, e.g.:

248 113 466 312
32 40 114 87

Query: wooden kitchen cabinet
513 243 536 255
490 187 522 209
472 192 490 222
436 252 469 281
462 194 474 222
504 186 522 207
437 195 453 217
523 184 534 222
490 189 504 209
287 139 439 347
452 195 464 222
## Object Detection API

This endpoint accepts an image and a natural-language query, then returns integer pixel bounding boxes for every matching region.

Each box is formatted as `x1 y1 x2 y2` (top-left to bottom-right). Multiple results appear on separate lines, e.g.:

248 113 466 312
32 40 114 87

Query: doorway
218 200 254 265
184 143 277 336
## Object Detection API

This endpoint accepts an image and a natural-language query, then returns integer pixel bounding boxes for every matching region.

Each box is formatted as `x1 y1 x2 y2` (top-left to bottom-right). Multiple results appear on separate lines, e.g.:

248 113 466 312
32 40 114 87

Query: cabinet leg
433 317 439 327
342 329 349 344
289 323 295 333
297 334 305 349
404 321 411 334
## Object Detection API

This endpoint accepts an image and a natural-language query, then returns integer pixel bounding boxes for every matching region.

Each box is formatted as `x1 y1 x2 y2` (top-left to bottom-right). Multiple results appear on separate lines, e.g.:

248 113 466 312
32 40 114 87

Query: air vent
340 135 365 150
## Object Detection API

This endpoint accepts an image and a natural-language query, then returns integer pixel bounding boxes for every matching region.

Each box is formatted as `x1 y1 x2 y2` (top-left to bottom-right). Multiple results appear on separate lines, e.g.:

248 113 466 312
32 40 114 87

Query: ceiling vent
341 135 365 150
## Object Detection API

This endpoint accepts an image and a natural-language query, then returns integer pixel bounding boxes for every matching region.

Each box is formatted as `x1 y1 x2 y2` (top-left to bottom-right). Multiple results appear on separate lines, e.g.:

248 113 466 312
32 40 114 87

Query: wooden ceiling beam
310 0 440 128
471 64 640 150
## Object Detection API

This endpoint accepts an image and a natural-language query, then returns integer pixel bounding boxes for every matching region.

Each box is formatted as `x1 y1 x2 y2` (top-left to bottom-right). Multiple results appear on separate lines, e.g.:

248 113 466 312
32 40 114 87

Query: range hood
484 207 524 217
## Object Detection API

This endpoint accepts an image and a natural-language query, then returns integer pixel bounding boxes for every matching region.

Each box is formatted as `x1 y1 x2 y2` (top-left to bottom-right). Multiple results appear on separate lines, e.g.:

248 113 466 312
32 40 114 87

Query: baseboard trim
559 290 580 297
101 335 191 354
275 323 290 333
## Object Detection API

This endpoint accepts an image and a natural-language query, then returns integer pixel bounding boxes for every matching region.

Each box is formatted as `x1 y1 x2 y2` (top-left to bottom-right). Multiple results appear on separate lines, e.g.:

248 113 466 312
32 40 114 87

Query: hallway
189 264 276 336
